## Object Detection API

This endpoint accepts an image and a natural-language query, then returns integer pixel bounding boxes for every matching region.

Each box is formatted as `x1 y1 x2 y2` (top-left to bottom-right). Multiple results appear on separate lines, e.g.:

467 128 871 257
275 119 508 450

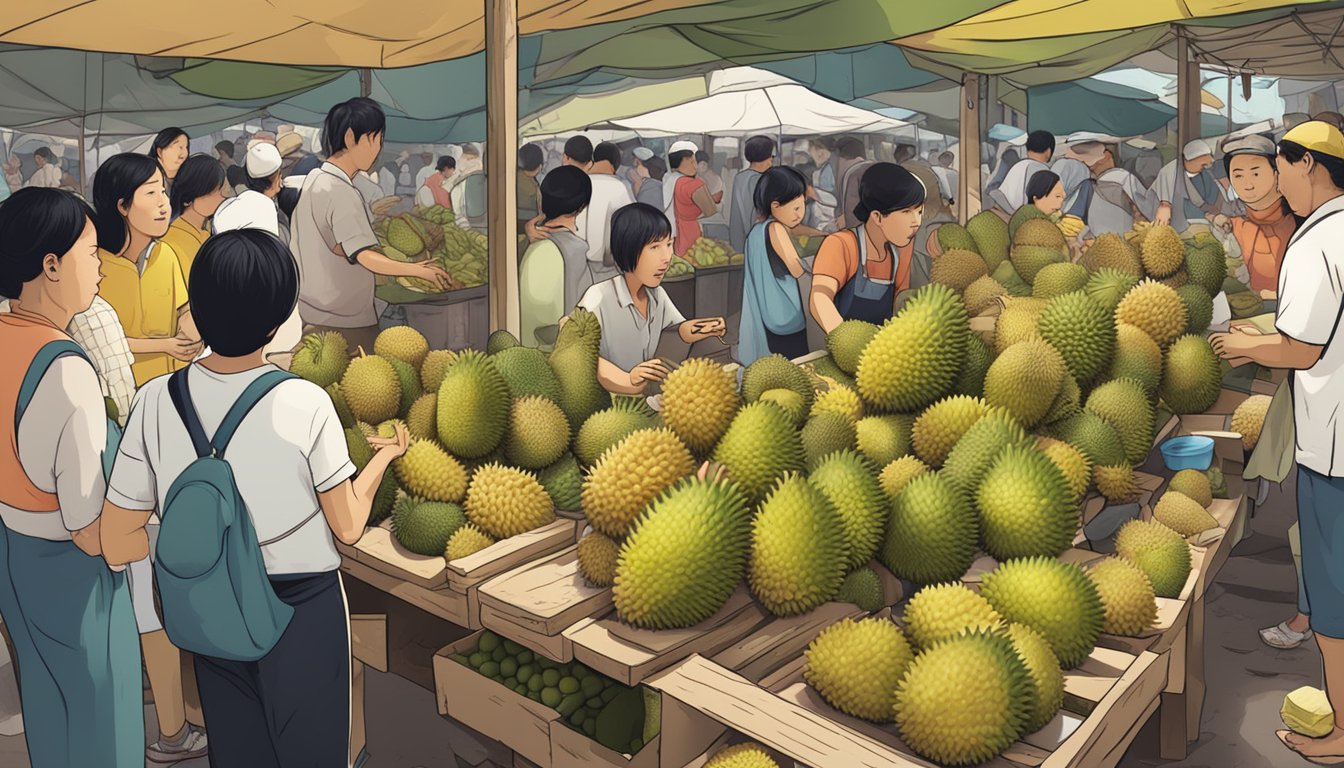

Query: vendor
163 154 228 280
1026 170 1065 216
579 202 726 395
148 127 190 184
1154 139 1223 229
663 140 720 257
1221 134 1298 299
809 162 925 333
519 165 592 350
739 166 810 365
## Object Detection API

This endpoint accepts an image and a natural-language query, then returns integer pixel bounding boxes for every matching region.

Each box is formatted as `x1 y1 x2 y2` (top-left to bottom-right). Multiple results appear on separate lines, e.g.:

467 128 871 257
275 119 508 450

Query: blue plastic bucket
1159 436 1215 471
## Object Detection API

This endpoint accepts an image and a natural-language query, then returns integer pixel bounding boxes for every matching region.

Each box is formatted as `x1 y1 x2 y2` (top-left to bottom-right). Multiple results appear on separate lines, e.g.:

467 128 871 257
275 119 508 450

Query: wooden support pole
1176 33 1200 152
958 73 982 224
359 69 372 99
486 0 520 336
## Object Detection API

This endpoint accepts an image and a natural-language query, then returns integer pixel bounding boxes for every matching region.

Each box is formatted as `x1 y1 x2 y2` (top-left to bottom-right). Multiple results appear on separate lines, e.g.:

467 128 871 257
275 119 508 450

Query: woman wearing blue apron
0 188 143 766
810 162 926 332
739 167 812 366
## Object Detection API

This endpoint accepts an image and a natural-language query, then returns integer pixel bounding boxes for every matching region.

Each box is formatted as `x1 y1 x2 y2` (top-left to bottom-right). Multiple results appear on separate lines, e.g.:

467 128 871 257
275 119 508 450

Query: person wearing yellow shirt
162 155 228 282
93 153 201 388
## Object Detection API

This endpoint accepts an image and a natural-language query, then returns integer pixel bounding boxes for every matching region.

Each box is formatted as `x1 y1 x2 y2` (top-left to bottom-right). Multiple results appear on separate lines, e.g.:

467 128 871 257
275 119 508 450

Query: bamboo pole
1176 32 1200 152
958 73 981 224
486 0 520 336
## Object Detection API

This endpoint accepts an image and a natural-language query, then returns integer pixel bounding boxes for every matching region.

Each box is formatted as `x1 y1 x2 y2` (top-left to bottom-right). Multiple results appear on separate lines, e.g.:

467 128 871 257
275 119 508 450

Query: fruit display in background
805 617 914 722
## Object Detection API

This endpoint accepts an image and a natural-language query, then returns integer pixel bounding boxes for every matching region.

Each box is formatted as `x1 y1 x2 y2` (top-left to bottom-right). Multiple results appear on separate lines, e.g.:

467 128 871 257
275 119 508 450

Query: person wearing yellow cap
1211 119 1344 764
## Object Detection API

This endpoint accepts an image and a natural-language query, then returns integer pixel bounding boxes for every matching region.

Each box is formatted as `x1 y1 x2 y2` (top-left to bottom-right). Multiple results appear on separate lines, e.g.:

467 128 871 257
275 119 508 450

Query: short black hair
149 128 188 159
563 136 593 165
170 154 227 217
33 147 54 161
838 137 866 160
1025 170 1062 205
245 170 279 194
669 149 695 170
519 143 544 172
854 162 926 223
437 155 457 172
226 165 246 189
644 156 667 181
277 186 301 220
0 188 96 299
322 97 385 156
610 202 672 273
1026 130 1056 156
695 150 710 165
540 165 592 221
744 135 776 164
189 229 299 357
754 166 808 217
1278 139 1344 190
594 142 622 170
92 153 166 253
215 141 235 159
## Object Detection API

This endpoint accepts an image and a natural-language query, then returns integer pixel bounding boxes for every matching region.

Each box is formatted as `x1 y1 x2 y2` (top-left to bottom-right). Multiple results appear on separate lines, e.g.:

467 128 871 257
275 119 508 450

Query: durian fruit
344 426 374 471
1085 268 1141 313
810 451 887 569
394 439 468 503
613 479 751 629
549 308 612 430
894 631 1032 766
1232 395 1272 451
583 428 695 538
327 383 355 429
1081 233 1142 277
485 328 520 355
291 331 350 387
1177 285 1215 334
977 445 1078 560
436 350 511 459
405 392 438 440
374 326 430 369
1140 224 1186 278
391 493 467 556
1049 411 1126 467
981 557 1104 668
741 354 815 413
370 473 398 526
912 395 991 468
1154 491 1219 537
1031 262 1090 300
983 338 1065 428
491 346 564 403
1005 623 1065 733
1186 241 1227 297
577 531 620 586
802 412 858 469
419 349 456 392
1282 687 1336 739
1116 280 1188 347
1042 372 1083 427
713 402 806 504
967 211 1010 270
1011 245 1067 285
953 335 994 398
964 275 1008 316
537 454 583 511
758 388 807 426
827 320 880 375
1014 217 1068 252
854 414 915 467
994 260 1033 297
1036 291 1116 385
805 618 914 722
1036 437 1092 503
464 463 556 539
659 357 740 454
931 249 989 292
806 355 857 390
386 216 425 255
879 456 929 500
504 396 571 470
1009 204 1053 240
994 296 1047 353
836 567 885 612
811 386 863 424
1088 557 1158 636
938 222 980 255
1107 323 1164 393
387 357 422 416
903 582 1003 650
704 743 780 768
882 472 978 585
1095 464 1140 504
342 354 402 425
750 474 848 616
856 284 969 413
1115 519 1192 598
1086 378 1155 465
1169 468 1214 508
1160 335 1223 415
942 409 1030 495
574 398 658 468
445 524 496 561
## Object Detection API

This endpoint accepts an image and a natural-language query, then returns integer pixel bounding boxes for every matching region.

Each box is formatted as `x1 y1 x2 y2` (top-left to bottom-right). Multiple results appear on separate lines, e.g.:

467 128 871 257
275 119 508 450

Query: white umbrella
611 83 908 137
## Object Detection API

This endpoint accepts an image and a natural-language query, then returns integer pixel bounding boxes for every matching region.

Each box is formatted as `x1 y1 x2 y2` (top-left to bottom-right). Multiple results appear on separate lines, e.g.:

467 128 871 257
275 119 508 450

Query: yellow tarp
0 0 718 68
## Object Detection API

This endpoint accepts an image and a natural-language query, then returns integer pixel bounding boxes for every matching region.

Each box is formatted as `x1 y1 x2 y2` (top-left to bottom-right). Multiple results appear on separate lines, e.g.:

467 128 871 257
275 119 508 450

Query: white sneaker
1261 621 1314 650
146 725 208 764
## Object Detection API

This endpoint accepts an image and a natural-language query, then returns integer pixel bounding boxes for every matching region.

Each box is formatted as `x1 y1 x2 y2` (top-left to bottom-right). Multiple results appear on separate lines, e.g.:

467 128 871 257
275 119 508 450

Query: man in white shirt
1209 120 1344 764
450 144 485 229
1152 139 1223 230
995 131 1055 211
578 142 636 284
25 147 62 189
413 146 437 190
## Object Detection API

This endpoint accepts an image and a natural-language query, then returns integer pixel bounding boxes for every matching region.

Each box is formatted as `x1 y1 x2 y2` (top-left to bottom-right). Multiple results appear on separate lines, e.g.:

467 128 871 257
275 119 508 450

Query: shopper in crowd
101 228 406 768
729 135 776 253
665 140 718 257
835 137 872 228
739 166 810 365
451 143 486 229
0 187 145 767
291 98 449 352
578 141 636 284
809 138 837 197
579 202 726 394
518 166 593 350
517 143 544 232
164 155 228 280
1154 139 1223 229
1071 140 1156 236
215 140 247 192
562 135 594 170
986 148 1020 196
1051 157 1094 222
625 146 654 197
148 127 190 184
25 147 62 189
1208 120 1344 765
997 131 1056 212
931 151 958 206
810 162 925 333
417 155 457 210
1222 134 1298 301
212 143 285 239
413 146 437 190
696 150 725 200
636 156 666 210
1027 170 1066 217
3 154 23 193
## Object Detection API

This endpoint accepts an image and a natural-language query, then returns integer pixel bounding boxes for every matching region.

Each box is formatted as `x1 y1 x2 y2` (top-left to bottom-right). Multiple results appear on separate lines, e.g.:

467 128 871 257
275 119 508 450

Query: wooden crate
547 685 726 768
478 547 615 662
337 519 450 589
711 601 869 684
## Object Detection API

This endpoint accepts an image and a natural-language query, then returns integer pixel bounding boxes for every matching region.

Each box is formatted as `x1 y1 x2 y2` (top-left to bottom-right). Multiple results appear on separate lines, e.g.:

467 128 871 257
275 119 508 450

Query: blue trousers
1296 467 1344 636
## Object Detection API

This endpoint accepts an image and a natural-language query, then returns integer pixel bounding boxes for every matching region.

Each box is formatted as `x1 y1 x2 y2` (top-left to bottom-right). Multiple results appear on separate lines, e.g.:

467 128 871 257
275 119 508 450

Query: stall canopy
1025 77 1252 136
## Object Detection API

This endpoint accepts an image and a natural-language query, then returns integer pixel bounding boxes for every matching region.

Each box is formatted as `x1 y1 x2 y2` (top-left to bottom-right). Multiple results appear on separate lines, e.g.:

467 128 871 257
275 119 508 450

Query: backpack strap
168 367 297 459
17 340 91 432
168 368 214 459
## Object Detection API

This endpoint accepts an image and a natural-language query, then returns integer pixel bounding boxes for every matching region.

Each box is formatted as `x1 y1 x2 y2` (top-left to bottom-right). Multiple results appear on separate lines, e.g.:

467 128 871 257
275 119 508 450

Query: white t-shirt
1276 195 1344 476
24 163 62 189
577 174 635 284
579 276 687 372
997 158 1049 210
107 364 356 574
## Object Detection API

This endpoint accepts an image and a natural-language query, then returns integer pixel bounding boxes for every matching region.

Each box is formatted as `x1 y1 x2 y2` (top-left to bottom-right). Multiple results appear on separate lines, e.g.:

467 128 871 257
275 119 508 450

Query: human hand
697 461 727 483
693 317 727 337
412 261 452 290
629 359 672 387
1209 327 1257 362
163 335 203 361
1155 202 1172 226
525 214 554 243
368 423 410 461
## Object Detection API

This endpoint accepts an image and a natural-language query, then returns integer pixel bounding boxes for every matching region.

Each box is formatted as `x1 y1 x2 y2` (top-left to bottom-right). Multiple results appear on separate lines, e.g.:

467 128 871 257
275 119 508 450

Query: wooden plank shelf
478 547 615 662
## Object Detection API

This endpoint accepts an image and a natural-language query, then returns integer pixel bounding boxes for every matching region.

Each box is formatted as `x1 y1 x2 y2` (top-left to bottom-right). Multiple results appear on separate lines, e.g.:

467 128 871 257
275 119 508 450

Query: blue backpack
157 366 302 662
19 340 121 480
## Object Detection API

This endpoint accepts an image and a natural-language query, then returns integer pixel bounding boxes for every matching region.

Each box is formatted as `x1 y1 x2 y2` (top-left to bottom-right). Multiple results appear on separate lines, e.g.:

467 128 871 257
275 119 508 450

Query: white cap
632 147 654 161
670 140 698 154
1183 139 1213 161
245 142 283 178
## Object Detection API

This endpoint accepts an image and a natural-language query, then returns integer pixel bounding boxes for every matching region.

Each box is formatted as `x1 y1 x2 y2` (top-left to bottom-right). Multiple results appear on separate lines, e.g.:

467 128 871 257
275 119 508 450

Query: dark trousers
195 571 350 768
765 328 810 360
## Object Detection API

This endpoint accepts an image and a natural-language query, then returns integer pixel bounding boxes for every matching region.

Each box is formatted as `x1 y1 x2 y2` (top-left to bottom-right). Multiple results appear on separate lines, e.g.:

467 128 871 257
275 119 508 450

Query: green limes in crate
543 669 561 687
479 661 500 678
479 631 501 653
542 687 563 708
559 677 580 695
504 640 523 655
581 676 604 698
529 676 544 693
557 692 585 717
516 665 534 683
491 646 507 662
500 658 517 678
468 653 486 668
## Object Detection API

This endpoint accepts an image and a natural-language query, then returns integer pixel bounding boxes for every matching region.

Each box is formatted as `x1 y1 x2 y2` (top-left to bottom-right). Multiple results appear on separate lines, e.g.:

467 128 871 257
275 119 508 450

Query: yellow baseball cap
1283 120 1344 160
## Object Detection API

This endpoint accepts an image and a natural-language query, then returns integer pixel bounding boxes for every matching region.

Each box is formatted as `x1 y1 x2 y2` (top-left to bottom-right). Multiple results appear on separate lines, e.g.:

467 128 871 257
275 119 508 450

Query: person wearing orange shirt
1222 135 1299 300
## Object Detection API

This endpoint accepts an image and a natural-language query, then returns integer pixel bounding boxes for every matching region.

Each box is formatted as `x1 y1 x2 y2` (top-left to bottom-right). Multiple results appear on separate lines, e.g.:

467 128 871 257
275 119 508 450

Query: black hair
645 156 667 181
226 165 246 190
563 136 593 165
838 137 866 160
754 166 808 217
519 143 544 172
92 153 165 253
540 165 592 221
215 141 235 160
1278 139 1344 191
322 97 385 156
149 128 188 161
0 188 96 299
189 229 298 356
1026 130 1056 156
170 154 227 217
811 137 835 153
594 142 622 170
695 150 710 165
437 155 457 172
33 147 54 162
669 149 695 171
1025 170 1062 205
277 186 301 220
893 144 917 163
854 162 926 223
610 202 672 274
744 135 776 164
245 170 279 194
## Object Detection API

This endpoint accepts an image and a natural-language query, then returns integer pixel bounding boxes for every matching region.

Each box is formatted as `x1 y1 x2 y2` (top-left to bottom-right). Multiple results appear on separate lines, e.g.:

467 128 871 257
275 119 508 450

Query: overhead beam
486 0 519 336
